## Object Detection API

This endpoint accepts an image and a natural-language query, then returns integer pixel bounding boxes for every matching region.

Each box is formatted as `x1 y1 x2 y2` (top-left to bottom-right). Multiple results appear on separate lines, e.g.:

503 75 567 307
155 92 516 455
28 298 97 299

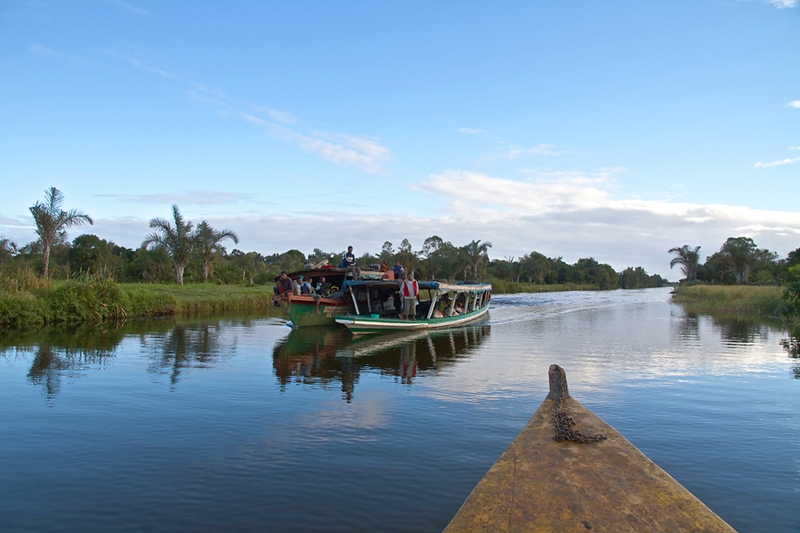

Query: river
1 287 798 532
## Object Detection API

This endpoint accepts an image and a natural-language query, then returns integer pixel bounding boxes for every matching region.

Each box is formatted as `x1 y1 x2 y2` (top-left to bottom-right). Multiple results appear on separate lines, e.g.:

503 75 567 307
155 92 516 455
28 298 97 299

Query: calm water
1 287 798 533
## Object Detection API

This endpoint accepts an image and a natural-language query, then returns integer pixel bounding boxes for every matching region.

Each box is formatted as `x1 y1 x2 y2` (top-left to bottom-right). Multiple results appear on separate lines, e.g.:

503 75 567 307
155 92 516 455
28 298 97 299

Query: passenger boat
274 266 353 327
334 280 492 334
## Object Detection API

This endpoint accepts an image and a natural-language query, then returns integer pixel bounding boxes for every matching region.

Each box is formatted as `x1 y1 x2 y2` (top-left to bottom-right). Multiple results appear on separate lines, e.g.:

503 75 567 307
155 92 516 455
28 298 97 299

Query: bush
45 276 128 326
0 293 47 330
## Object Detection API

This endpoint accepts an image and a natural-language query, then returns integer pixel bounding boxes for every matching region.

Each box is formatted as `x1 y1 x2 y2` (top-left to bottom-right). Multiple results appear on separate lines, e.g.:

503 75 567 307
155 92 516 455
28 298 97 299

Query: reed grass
672 284 788 317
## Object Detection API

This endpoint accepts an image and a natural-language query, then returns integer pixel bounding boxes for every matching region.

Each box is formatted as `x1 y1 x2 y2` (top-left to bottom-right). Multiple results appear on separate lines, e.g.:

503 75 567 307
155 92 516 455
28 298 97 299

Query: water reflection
272 325 491 401
780 328 800 379
0 318 254 399
0 326 124 402
142 323 236 386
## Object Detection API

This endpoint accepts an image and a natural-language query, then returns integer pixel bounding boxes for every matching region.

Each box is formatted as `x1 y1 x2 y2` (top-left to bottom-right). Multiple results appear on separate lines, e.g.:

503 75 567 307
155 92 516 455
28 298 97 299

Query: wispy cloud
272 128 393 174
95 48 181 80
29 44 99 65
754 156 800 168
252 106 297 124
767 0 798 8
104 0 149 16
482 143 568 161
96 191 252 205
788 100 800 108
102 50 392 173
457 127 482 135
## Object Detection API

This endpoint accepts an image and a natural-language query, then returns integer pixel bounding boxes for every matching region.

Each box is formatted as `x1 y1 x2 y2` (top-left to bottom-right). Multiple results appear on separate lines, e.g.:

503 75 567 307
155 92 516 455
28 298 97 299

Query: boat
444 364 738 533
274 266 354 327
334 280 491 334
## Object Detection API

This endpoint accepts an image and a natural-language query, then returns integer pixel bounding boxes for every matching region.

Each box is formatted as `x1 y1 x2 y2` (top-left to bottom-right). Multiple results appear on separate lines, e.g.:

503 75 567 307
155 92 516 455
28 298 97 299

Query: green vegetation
672 285 788 317
0 275 284 332
669 238 800 324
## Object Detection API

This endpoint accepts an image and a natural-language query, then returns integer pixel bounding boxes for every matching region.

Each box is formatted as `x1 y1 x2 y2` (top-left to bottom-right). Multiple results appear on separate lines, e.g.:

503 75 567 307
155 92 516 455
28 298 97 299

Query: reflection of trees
780 329 800 379
0 326 124 401
272 325 491 401
671 309 699 343
709 316 773 345
144 323 233 386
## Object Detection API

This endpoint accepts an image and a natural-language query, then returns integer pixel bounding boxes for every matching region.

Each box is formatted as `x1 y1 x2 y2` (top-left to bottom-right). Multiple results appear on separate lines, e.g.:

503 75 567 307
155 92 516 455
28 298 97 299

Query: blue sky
1 0 798 277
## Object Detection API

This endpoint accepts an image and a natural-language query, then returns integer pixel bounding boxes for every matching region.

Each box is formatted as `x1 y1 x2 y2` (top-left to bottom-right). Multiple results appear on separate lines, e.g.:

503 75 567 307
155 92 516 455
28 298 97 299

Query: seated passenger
299 276 313 295
380 259 394 279
315 276 331 297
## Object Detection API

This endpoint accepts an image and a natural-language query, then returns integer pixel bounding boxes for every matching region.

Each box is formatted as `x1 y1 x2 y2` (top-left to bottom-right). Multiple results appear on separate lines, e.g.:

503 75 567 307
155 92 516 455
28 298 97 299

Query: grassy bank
0 279 286 332
487 277 600 293
0 275 639 332
672 284 789 317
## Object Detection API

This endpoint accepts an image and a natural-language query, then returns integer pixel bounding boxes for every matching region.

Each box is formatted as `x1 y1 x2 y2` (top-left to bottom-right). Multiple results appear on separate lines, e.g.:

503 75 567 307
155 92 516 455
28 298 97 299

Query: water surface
1 287 798 532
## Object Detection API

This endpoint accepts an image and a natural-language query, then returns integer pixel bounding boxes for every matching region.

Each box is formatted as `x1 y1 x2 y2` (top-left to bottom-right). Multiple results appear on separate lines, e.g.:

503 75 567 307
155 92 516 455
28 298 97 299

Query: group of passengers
274 245 424 318
273 271 333 308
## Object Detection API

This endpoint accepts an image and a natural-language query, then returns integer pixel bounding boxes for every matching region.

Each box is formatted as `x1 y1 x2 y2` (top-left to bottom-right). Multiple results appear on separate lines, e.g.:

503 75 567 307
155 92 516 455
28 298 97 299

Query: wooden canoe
444 364 738 533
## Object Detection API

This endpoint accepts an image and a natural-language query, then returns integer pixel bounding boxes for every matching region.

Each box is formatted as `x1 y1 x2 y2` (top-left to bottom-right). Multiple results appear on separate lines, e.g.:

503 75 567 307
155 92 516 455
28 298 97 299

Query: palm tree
194 221 239 282
29 187 93 278
142 205 195 285
462 239 492 279
668 245 701 282
0 236 18 269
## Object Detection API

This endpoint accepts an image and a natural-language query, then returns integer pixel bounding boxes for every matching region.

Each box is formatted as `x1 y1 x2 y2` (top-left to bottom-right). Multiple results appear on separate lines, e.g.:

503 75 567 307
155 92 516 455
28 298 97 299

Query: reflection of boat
271 324 490 400
335 280 492 334
445 365 737 533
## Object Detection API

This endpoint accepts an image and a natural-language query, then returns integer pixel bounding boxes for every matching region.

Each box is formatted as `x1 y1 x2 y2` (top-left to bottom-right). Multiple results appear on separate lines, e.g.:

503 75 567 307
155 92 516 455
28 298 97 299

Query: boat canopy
342 280 491 292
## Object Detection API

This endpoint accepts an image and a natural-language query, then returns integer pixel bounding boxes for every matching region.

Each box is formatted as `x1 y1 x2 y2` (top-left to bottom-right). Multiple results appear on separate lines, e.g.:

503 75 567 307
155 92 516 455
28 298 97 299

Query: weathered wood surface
444 365 737 533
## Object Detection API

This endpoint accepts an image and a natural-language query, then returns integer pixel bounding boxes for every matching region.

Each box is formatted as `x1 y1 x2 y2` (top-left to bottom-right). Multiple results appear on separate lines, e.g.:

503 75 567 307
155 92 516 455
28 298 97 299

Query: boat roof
342 280 491 292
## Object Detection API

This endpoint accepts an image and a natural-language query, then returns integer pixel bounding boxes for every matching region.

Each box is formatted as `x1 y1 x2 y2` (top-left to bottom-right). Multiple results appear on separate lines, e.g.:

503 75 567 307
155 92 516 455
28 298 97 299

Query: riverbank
0 277 614 332
672 284 788 318
0 280 286 331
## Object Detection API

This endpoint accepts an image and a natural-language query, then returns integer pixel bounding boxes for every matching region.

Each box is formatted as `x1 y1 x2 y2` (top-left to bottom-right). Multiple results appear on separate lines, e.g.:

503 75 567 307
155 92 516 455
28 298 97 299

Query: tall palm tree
668 245 701 281
462 239 492 279
0 236 18 269
29 187 93 278
142 205 195 285
194 221 239 282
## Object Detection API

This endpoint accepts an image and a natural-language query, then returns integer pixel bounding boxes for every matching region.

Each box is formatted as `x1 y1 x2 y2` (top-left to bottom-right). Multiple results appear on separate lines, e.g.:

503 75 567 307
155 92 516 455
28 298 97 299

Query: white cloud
457 127 482 134
29 44 99 65
96 48 181 80
95 191 252 206
788 100 800 108
768 0 798 8
253 106 297 124
104 0 149 16
754 156 800 168
102 49 393 173
282 129 393 174
482 143 567 161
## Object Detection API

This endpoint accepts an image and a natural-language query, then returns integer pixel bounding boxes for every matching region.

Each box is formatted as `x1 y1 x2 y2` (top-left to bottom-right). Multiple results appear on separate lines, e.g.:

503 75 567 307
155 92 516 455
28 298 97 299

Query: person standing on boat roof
393 261 405 280
340 245 361 279
399 272 419 320
380 259 394 280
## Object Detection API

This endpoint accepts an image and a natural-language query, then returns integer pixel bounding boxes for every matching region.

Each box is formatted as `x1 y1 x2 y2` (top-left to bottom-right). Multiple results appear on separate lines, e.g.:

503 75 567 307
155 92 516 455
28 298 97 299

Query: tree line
1 187 670 289
669 237 800 285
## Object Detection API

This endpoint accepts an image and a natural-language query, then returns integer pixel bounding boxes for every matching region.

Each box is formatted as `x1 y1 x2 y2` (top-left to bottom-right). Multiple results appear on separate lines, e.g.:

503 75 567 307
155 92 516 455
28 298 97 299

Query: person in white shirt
399 273 419 320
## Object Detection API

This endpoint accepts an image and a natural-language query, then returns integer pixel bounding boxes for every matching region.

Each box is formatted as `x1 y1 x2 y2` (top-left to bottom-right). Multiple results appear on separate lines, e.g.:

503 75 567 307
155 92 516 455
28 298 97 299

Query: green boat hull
282 297 351 327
